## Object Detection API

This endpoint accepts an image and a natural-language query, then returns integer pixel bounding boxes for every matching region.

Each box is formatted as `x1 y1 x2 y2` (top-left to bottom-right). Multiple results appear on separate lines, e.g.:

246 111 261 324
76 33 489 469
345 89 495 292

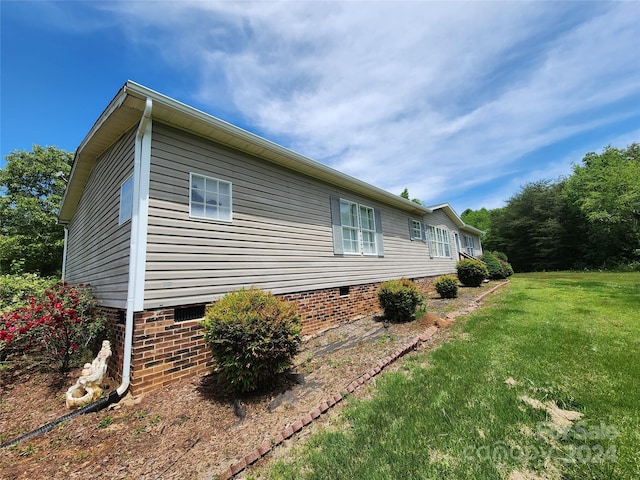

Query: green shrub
490 251 514 276
498 258 514 277
377 278 424 322
481 252 505 280
456 259 489 287
201 288 301 393
433 275 459 299
617 261 640 272
0 274 57 312
492 251 509 262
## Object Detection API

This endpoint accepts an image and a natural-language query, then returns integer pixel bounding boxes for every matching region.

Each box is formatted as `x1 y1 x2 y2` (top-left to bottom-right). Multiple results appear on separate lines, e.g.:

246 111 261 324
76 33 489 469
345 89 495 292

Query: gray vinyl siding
65 128 135 308
144 123 454 309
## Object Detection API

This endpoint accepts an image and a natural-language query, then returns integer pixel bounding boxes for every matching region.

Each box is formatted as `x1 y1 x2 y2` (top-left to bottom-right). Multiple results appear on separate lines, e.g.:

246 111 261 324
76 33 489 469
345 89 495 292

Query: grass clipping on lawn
519 395 583 428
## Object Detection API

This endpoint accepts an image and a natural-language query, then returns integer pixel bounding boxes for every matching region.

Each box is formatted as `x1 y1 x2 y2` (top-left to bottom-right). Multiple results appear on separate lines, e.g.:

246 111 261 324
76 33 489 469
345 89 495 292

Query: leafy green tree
461 207 491 232
563 144 640 267
461 207 496 247
399 187 423 205
489 180 581 271
0 145 73 276
478 143 638 271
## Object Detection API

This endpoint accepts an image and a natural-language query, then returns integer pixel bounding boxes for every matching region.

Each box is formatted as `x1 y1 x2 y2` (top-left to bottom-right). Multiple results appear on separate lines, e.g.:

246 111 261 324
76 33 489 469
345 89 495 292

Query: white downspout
61 227 68 281
118 97 152 397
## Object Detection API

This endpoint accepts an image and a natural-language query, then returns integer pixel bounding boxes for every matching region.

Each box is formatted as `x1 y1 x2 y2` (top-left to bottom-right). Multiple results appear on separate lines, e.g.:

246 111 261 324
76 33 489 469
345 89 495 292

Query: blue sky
1 1 639 214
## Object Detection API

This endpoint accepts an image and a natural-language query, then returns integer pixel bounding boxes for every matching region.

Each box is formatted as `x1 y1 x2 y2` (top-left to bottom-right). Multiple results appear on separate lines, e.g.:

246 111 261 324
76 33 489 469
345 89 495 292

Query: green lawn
262 272 640 480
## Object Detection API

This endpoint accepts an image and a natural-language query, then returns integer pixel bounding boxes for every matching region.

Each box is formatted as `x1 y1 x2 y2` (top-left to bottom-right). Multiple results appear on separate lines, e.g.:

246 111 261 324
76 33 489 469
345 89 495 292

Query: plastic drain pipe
118 96 153 398
0 391 120 449
61 227 68 281
0 98 153 450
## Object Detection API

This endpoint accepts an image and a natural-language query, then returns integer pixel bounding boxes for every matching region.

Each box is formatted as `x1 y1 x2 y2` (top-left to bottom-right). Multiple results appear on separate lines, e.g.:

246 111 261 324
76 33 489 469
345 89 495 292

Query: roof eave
59 81 432 223
59 84 134 223
428 203 484 236
122 81 432 215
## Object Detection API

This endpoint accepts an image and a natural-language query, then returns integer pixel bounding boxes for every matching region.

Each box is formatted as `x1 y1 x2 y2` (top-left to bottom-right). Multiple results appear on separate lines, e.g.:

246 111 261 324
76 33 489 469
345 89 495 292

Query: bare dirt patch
519 395 583 428
508 469 559 480
0 281 505 479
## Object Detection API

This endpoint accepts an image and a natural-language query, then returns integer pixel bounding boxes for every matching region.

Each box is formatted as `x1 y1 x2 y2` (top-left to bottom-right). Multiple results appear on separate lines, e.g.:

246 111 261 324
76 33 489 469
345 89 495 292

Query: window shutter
329 196 344 255
374 208 384 256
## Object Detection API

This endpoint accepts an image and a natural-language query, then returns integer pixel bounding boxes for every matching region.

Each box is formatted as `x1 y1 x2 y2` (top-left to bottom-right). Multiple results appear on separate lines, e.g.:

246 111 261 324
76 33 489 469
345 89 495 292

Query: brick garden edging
444 280 509 321
215 281 510 480
215 325 437 480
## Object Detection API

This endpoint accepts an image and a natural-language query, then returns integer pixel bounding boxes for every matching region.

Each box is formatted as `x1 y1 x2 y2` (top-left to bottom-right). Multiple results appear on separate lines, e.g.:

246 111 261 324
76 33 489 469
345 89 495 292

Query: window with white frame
410 219 423 241
427 225 452 258
340 200 360 254
359 205 377 255
464 234 475 256
119 175 134 225
331 197 384 256
189 173 232 222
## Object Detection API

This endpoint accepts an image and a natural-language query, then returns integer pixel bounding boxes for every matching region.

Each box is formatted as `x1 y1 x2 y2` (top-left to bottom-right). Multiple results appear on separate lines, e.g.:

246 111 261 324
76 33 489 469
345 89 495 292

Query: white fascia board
428 203 484 235
461 225 484 236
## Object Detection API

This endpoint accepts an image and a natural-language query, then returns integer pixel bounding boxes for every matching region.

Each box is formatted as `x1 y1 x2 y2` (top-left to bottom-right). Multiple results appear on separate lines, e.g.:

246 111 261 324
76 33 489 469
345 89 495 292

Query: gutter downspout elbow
117 97 153 398
137 97 153 140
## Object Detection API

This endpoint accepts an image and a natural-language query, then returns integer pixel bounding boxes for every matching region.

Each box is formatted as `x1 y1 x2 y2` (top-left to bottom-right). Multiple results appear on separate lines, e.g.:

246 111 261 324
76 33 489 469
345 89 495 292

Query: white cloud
56 1 640 206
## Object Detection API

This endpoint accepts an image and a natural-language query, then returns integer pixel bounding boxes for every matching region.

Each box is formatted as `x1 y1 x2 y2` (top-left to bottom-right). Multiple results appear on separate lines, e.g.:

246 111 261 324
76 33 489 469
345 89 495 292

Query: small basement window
175 305 206 322
339 286 350 296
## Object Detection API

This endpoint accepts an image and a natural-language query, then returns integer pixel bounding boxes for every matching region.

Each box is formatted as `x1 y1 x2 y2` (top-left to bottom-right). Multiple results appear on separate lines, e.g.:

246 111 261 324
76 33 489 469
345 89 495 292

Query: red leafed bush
0 282 106 371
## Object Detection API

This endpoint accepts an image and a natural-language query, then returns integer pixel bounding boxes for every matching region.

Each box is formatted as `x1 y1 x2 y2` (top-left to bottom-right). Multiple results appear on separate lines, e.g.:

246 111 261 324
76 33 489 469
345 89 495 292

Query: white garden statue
65 340 112 409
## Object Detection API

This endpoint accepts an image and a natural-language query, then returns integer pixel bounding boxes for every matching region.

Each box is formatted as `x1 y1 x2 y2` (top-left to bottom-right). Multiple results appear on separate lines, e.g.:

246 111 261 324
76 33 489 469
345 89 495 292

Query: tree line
461 144 640 272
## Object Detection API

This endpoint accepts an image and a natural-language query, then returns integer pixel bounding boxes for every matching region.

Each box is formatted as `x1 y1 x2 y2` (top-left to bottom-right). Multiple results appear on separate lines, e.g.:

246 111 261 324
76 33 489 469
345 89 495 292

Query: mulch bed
0 281 507 479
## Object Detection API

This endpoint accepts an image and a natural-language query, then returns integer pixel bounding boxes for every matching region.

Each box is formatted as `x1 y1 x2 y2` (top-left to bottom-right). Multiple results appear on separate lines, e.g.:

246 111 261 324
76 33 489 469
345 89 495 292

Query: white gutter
118 97 152 397
61 227 68 281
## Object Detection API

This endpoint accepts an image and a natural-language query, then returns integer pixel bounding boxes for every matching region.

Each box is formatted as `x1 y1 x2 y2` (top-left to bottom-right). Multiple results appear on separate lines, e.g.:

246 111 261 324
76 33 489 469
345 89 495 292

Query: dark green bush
433 275 458 299
201 288 301 393
498 258 514 277
493 251 509 262
377 278 424 322
456 259 489 287
481 252 505 280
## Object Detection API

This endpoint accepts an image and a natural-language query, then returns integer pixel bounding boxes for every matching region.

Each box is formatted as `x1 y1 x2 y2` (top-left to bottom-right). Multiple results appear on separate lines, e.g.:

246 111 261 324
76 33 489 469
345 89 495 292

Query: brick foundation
101 308 125 384
101 276 435 396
